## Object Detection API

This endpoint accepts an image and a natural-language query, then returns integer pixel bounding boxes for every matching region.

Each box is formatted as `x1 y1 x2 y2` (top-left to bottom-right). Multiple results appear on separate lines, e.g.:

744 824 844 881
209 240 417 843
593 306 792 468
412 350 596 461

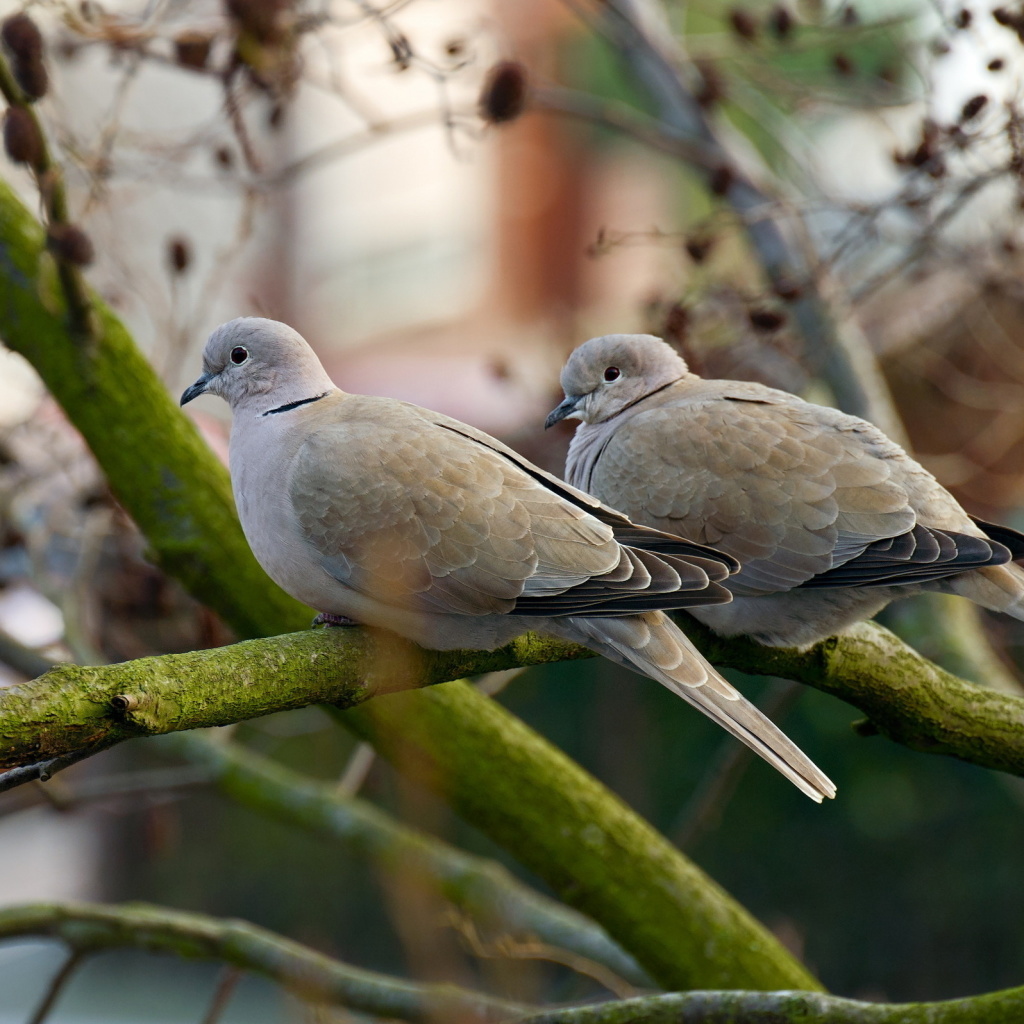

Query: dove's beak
180 372 214 406
544 395 582 429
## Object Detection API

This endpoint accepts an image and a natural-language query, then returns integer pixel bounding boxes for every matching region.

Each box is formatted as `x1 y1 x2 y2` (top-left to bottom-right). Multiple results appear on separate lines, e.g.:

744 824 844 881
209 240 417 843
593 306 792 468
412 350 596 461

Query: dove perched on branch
547 333 1024 648
181 318 835 801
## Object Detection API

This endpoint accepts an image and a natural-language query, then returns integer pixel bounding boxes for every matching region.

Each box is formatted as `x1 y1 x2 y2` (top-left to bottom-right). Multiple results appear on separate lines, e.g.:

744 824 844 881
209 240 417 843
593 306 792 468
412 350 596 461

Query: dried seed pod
214 145 234 170
748 308 786 332
3 106 43 167
1 14 43 65
684 234 714 264
954 8 972 28
960 94 988 120
46 222 94 266
728 7 758 41
989 57 1006 71
480 61 527 125
694 59 725 107
1 13 48 100
708 164 735 196
662 302 690 344
174 31 212 70
225 0 291 46
167 236 191 275
832 52 855 76
769 5 795 40
13 58 47 100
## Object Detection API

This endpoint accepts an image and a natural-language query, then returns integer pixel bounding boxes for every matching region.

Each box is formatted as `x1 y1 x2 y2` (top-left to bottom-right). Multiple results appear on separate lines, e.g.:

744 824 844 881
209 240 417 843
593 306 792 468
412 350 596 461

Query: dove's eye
603 366 621 382
230 346 249 365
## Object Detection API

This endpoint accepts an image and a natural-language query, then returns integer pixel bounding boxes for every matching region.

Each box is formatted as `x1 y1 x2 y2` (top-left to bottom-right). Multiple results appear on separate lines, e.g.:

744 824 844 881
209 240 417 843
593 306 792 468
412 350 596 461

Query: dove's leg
312 612 361 628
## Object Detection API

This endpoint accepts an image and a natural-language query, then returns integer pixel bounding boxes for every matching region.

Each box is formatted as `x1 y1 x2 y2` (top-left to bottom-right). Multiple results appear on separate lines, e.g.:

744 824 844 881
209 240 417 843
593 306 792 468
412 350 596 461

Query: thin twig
0 54 96 344
26 950 83 1024
200 965 243 1024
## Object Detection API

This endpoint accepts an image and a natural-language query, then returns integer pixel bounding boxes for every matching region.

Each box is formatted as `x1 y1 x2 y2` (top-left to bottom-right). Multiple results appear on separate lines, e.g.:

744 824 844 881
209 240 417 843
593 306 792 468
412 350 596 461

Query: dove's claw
312 612 360 628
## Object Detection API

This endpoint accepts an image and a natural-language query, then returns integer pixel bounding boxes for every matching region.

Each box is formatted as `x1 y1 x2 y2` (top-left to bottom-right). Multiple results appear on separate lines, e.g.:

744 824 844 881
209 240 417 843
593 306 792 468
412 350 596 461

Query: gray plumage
548 333 1024 647
180 318 836 802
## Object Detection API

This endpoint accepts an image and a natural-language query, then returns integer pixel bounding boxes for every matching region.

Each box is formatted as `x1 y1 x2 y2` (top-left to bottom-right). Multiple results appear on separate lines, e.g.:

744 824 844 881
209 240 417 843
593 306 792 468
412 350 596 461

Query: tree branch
5 617 1024 787
515 986 1024 1023
0 902 528 1023
167 732 652 989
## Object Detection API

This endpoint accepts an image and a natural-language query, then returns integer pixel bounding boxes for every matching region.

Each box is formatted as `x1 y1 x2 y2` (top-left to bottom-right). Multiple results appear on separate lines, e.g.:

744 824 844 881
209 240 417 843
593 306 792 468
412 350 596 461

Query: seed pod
728 7 758 41
3 107 43 167
174 31 212 70
214 145 234 170
13 57 47 100
480 61 527 125
167 236 191 275
954 8 972 28
748 308 786 332
46 222 94 266
769 5 795 40
694 59 725 108
1 13 48 100
960 94 988 121
708 164 735 196
1 14 43 65
989 57 1006 71
832 52 855 76
662 302 690 344
684 234 714 264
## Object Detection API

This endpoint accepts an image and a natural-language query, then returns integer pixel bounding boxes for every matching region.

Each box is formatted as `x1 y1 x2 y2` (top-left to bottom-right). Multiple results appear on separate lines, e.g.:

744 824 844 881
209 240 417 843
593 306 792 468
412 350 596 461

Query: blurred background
2 0 1024 1019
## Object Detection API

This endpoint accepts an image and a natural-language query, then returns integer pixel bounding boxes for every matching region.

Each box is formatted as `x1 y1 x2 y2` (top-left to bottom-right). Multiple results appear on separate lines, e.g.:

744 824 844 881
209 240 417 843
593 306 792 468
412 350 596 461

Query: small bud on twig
769 5 795 40
46 222 94 266
1 13 48 101
480 61 527 125
174 31 212 70
748 308 787 332
960 94 988 121
3 107 43 167
167 237 191 275
728 7 759 41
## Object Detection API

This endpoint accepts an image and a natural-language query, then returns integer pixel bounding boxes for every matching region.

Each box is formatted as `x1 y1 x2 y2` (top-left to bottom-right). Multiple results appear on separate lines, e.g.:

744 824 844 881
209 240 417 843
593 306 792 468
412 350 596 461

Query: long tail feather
552 612 836 803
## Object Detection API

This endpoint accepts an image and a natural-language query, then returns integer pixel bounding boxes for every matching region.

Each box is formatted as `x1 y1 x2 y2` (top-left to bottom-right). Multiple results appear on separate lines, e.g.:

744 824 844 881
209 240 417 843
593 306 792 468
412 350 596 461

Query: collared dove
181 317 835 801
547 333 1024 647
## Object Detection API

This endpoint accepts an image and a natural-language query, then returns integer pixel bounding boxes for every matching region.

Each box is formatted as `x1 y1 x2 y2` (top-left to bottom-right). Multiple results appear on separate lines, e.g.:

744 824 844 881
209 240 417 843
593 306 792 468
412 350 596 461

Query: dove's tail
551 611 836 803
947 563 1024 621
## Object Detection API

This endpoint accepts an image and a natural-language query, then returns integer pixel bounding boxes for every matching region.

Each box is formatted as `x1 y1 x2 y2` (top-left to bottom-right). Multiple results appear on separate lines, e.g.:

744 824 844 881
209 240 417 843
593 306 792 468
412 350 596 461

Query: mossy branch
6 617 1024 787
517 987 1024 1024
4 902 1021 1024
167 732 652 989
0 901 527 1023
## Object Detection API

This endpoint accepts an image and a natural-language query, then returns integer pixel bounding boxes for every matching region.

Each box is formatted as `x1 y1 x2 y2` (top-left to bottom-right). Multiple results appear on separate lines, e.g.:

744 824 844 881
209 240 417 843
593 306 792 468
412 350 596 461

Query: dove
180 317 835 801
547 333 1024 648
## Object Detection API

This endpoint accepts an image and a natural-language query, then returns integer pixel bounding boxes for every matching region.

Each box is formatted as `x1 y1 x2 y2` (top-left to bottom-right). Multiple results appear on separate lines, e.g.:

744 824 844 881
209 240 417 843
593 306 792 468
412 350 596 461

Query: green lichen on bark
517 987 1024 1023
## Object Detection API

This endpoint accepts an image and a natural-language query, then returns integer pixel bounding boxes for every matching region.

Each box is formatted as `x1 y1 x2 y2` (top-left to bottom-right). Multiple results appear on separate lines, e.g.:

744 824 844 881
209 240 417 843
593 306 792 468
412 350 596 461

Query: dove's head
181 317 336 412
545 334 689 428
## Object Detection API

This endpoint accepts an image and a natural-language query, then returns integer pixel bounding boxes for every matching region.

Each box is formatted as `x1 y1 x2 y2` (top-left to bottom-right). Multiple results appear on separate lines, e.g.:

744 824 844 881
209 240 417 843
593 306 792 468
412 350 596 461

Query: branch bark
5 619 1024 784
516 987 1024 1024
168 732 652 989
0 902 527 1023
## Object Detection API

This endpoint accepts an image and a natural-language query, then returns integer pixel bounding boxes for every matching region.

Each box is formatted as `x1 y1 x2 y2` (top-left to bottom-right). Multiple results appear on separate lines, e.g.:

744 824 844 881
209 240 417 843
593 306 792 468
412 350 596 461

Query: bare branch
0 902 528 1023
